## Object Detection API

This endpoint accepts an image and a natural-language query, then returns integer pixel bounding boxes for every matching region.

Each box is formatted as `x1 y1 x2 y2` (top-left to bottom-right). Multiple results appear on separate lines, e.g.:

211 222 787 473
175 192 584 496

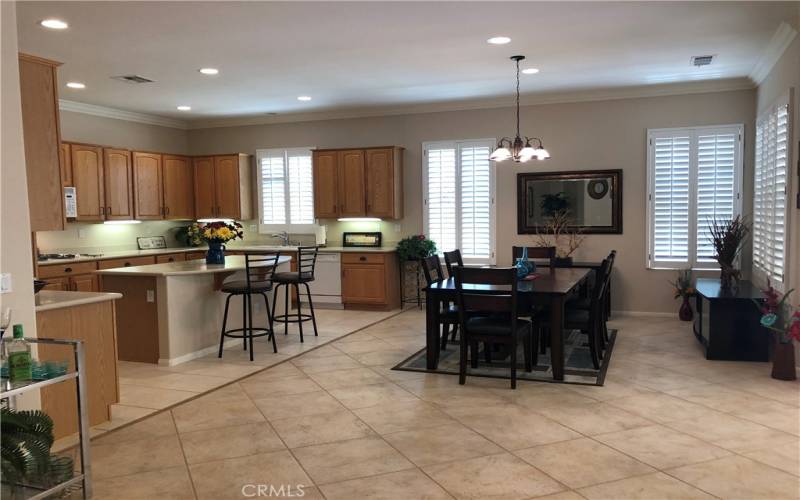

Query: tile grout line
169 410 201 500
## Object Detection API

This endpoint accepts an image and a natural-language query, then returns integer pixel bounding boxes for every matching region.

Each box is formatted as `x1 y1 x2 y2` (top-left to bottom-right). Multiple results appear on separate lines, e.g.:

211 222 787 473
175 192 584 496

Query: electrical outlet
78 229 87 239
146 290 155 303
394 224 401 233
0 274 11 293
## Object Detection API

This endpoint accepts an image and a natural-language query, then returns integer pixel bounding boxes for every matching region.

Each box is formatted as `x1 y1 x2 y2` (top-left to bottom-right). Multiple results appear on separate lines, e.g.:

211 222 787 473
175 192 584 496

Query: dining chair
421 255 459 350
512 246 556 265
443 249 464 276
453 266 535 389
567 250 616 346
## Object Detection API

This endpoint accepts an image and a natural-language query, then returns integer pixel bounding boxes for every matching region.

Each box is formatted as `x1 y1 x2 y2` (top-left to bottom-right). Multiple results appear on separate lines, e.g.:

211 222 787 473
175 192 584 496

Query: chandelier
489 55 550 163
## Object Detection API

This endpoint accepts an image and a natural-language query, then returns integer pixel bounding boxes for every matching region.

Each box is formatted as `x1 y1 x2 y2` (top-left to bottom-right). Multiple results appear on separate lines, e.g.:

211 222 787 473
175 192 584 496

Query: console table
693 278 768 361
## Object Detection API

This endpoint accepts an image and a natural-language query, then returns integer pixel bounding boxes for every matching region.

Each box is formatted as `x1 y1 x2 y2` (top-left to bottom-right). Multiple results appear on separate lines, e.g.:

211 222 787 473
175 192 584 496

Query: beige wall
60 110 190 154
189 89 756 314
1 1 39 407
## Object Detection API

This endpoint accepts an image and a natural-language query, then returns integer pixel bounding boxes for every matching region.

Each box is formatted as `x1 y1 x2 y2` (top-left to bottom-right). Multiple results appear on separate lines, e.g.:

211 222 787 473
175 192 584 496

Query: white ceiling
16 1 798 123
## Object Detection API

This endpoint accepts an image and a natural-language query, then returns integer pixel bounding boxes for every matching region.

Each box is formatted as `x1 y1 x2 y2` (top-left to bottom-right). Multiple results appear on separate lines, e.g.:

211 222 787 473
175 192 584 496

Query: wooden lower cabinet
70 274 99 292
38 261 100 291
341 252 399 310
38 300 119 439
156 252 186 264
41 276 69 291
97 256 156 269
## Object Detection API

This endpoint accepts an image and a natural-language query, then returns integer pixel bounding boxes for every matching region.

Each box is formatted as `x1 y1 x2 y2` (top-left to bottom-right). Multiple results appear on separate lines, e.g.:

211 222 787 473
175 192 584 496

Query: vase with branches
707 215 749 291
533 210 586 266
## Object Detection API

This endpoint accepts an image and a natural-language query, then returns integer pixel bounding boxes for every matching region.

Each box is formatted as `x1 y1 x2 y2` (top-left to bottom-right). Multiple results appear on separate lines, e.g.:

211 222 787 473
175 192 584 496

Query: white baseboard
611 310 676 318
158 339 240 366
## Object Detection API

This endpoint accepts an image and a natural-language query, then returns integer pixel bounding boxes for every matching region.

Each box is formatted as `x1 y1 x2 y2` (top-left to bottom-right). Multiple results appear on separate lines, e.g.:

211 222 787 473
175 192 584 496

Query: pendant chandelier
489 55 550 163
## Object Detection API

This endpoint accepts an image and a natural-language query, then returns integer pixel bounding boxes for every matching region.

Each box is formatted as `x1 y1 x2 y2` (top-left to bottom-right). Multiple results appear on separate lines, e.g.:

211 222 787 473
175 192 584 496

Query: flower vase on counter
195 221 244 265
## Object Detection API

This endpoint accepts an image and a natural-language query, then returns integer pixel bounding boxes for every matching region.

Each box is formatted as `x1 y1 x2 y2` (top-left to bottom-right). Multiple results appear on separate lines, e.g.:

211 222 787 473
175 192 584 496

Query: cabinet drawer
341 253 386 265
97 256 155 269
155 253 186 264
38 261 98 278
185 251 207 260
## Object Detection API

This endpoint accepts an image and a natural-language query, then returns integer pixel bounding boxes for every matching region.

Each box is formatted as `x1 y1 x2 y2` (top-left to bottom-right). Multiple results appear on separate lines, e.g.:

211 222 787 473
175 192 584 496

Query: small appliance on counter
137 236 167 250
342 232 382 247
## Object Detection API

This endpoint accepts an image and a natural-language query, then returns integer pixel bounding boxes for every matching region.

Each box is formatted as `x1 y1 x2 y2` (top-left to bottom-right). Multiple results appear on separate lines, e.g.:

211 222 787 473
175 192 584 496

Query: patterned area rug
393 329 616 386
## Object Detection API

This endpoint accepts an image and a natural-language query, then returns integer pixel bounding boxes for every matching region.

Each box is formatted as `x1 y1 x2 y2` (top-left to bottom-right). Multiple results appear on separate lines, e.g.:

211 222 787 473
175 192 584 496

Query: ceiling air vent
111 74 155 84
690 55 714 67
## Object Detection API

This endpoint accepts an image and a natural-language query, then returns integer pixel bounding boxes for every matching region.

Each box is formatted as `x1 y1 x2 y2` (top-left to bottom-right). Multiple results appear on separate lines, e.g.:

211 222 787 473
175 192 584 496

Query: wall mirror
517 169 622 234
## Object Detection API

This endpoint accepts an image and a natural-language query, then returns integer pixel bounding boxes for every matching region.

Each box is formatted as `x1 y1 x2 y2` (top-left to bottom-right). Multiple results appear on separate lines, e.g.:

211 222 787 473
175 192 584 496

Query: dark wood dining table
424 267 593 381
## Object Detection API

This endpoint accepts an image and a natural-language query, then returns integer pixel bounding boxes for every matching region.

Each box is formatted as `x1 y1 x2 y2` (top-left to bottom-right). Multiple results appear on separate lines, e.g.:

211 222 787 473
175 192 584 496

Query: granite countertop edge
35 290 123 312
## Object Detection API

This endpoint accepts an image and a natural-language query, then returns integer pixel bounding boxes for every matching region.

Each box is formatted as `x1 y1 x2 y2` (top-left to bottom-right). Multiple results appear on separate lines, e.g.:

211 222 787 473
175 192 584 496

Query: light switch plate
146 290 155 303
0 273 11 294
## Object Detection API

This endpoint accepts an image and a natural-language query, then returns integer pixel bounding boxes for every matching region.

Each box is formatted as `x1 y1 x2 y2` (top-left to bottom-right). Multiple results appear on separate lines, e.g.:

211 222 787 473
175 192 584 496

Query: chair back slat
453 266 518 316
296 246 319 278
443 250 464 275
421 255 445 285
244 251 282 288
587 257 612 327
512 246 555 261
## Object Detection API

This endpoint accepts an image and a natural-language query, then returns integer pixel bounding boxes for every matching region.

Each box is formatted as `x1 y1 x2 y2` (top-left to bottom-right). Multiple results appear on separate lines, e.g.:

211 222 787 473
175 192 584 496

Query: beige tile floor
84 311 799 499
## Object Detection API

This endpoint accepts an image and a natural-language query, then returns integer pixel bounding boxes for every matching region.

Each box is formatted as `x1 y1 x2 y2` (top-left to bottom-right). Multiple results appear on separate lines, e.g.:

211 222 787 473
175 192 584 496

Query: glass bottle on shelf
7 324 32 383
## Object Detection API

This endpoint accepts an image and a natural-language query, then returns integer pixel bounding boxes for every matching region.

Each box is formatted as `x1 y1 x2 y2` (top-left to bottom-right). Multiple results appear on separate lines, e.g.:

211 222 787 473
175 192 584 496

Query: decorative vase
552 256 573 268
719 265 737 292
206 241 225 265
678 296 693 321
515 247 536 278
771 338 797 381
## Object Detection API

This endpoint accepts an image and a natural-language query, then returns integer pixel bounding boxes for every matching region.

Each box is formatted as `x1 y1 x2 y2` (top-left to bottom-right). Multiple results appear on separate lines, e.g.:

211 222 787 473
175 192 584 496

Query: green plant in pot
396 234 437 262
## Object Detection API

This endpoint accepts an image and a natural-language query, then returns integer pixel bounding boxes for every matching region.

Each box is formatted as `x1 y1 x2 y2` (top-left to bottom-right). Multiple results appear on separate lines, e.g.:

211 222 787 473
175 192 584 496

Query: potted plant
670 268 695 321
533 210 586 266
755 282 799 381
707 216 749 291
197 221 244 264
396 234 437 262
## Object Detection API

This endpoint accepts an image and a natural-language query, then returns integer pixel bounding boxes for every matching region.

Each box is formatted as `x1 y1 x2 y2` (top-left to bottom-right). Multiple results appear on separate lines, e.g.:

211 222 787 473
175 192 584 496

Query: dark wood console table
693 278 768 361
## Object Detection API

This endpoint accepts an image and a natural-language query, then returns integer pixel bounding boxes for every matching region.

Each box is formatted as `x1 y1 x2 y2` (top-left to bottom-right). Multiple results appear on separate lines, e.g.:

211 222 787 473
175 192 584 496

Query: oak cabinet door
42 276 69 291
103 148 134 220
133 152 163 220
341 264 387 304
312 151 339 218
162 155 194 220
69 274 99 292
337 150 366 217
193 157 216 219
60 143 72 187
365 148 396 218
214 155 242 219
71 144 105 221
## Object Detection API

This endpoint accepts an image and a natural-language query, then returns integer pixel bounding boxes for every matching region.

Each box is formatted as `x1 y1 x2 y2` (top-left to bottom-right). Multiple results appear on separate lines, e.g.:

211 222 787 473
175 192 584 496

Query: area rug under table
393 329 616 385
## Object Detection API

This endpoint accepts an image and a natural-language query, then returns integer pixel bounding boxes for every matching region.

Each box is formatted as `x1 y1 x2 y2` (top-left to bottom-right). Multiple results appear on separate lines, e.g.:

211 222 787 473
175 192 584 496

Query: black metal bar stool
271 246 319 342
218 251 280 361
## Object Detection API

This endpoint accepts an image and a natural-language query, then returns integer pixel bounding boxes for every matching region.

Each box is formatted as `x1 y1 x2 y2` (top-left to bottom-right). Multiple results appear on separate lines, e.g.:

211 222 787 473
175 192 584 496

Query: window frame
646 124 744 270
422 138 497 266
752 91 793 291
255 147 317 233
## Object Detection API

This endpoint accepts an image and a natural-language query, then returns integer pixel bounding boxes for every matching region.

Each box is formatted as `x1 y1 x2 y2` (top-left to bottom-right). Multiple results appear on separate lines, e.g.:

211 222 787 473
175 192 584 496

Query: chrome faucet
271 231 290 246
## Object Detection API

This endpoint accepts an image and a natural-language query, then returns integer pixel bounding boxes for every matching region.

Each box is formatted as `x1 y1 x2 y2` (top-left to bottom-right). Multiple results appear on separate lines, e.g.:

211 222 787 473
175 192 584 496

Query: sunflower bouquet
198 221 244 243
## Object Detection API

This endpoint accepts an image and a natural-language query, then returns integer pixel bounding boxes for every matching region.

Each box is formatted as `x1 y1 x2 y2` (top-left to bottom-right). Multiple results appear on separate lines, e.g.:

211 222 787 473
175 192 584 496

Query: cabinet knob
359 256 367 262
124 262 132 267
64 267 72 273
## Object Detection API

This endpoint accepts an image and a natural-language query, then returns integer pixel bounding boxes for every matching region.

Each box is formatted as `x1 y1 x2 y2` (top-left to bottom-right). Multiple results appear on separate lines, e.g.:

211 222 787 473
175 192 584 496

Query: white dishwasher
299 252 342 309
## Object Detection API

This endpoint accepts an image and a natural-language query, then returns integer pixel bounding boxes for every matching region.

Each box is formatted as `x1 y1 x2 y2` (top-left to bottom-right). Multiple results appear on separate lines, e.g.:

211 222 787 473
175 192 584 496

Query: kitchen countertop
35 290 123 312
95 255 293 277
37 245 397 265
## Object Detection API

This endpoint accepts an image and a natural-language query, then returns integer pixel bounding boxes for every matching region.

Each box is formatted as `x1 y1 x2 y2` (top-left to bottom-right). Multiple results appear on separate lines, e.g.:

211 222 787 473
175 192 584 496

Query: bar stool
218 251 281 361
271 246 319 342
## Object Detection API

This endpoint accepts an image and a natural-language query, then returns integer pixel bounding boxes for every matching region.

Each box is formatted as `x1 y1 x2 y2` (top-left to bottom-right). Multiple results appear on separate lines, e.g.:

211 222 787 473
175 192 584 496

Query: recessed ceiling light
66 82 85 89
297 96 312 101
177 105 191 111
40 19 68 29
487 36 511 45
198 68 219 75
522 68 539 75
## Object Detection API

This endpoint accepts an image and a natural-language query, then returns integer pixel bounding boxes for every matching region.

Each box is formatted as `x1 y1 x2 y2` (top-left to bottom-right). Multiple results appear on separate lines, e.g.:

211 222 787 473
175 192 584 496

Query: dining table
424 267 593 381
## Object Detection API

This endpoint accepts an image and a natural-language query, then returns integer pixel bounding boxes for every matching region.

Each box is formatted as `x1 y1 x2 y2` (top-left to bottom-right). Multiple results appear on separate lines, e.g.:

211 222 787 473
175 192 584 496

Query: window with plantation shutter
423 139 496 265
753 96 790 288
255 147 316 231
646 125 743 269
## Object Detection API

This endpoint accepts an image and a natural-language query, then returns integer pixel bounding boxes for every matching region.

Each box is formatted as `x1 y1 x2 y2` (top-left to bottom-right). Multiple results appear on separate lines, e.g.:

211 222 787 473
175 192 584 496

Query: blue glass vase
514 247 536 278
206 241 225 265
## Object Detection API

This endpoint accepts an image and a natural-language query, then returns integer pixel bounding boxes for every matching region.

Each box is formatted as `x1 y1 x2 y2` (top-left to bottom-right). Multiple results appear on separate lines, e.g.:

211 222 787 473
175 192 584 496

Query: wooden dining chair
512 246 556 265
443 249 464 276
567 250 616 347
453 266 535 389
421 255 459 350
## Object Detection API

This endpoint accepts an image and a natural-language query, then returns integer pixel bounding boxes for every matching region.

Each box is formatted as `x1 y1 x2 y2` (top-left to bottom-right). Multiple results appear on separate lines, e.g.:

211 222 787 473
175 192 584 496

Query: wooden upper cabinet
213 155 242 219
18 54 65 231
60 143 72 187
71 144 105 221
338 150 366 217
102 148 134 220
162 155 195 220
132 152 163 220
365 148 403 219
193 157 216 219
312 151 339 218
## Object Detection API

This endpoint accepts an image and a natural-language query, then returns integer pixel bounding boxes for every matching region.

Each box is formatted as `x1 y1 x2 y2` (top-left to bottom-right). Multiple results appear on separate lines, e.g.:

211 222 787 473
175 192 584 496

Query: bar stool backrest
297 246 319 280
244 251 282 290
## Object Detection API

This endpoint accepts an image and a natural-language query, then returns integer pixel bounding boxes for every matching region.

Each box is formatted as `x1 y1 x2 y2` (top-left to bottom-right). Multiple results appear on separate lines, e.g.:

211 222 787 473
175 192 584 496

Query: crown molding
186 78 754 130
750 22 798 85
59 100 189 129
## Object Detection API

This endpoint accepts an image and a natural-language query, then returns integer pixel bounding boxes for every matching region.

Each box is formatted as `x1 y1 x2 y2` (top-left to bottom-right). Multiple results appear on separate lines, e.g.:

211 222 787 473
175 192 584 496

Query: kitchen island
97 255 292 365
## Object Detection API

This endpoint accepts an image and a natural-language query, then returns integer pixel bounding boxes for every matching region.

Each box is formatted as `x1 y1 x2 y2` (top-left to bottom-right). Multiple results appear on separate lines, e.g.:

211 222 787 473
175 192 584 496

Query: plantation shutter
259 152 287 224
753 100 789 286
287 150 314 224
424 144 458 254
459 142 493 260
647 125 743 269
